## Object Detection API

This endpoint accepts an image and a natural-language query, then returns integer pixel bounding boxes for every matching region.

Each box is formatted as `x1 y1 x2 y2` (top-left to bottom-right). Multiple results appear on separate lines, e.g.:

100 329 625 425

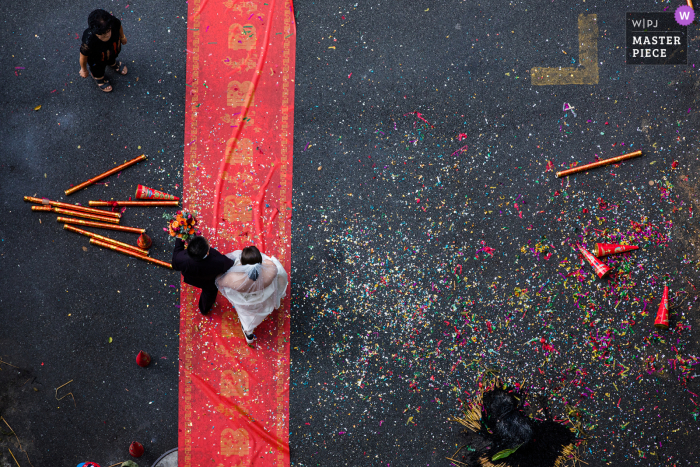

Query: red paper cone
593 243 639 258
135 184 179 201
137 233 152 249
129 441 144 458
136 350 151 367
654 286 669 330
578 245 613 278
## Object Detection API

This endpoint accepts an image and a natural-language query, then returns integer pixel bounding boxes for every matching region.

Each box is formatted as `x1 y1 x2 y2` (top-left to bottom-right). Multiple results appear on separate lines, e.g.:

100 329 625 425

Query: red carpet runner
179 0 295 465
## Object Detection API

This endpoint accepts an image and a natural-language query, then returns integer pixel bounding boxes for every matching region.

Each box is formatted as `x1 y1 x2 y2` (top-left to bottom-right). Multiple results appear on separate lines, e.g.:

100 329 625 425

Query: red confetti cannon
89 200 180 207
58 217 145 234
90 238 173 269
556 150 642 178
135 184 179 201
136 350 151 367
24 196 121 218
129 441 144 457
578 244 613 278
593 243 639 258
32 205 120 224
654 286 669 330
137 233 152 249
65 154 146 195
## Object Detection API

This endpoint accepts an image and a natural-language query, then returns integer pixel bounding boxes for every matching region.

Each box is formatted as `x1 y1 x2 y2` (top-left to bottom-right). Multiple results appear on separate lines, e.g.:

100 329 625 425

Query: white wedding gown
215 251 288 334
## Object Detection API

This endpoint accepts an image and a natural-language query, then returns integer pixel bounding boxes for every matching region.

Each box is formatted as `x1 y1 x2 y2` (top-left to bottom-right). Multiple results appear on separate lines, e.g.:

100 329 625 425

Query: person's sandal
92 76 112 92
111 60 128 75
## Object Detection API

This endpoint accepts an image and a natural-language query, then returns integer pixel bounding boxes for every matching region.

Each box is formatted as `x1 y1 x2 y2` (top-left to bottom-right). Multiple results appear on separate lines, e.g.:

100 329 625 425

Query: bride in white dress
215 246 288 344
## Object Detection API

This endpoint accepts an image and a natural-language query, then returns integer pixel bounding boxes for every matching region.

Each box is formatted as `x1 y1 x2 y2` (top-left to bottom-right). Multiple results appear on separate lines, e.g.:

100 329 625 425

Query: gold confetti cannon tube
556 150 643 178
32 205 121 224
65 154 147 196
90 238 173 269
57 216 145 234
88 200 180 207
63 225 149 256
24 196 121 218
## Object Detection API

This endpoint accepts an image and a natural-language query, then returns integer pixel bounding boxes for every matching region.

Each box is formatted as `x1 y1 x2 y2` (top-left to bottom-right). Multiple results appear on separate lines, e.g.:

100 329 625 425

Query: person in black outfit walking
78 9 129 92
171 236 234 315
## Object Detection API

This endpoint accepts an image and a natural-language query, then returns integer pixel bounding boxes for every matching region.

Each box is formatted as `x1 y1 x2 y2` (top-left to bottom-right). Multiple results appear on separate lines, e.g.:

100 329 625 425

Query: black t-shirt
80 17 122 63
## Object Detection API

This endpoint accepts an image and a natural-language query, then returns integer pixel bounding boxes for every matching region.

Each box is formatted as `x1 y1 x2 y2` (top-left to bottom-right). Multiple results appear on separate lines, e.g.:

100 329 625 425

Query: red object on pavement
137 233 152 249
593 243 639 258
578 245 613 278
129 441 144 457
136 351 151 368
135 184 179 200
654 286 670 330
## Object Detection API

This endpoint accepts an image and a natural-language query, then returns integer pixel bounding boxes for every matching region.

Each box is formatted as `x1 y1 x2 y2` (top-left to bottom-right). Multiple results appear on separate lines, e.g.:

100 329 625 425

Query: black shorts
88 55 118 77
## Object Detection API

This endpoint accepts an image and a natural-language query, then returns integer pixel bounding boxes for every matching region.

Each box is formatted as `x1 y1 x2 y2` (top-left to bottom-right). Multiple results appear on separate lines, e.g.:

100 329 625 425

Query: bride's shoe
242 325 257 345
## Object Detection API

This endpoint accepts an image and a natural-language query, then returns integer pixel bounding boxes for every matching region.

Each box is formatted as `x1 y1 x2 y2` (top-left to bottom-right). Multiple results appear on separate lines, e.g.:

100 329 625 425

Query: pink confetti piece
451 144 468 156
403 111 433 128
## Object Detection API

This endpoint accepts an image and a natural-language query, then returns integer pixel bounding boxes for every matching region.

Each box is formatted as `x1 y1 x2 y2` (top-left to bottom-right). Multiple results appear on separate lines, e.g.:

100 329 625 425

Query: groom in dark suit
171 236 234 315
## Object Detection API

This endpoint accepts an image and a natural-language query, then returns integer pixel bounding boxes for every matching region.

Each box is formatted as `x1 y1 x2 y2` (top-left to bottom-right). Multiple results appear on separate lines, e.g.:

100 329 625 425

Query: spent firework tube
65 154 147 195
578 244 613 278
31 205 120 224
593 243 639 258
556 150 642 178
52 207 120 224
90 238 173 269
88 200 180 207
135 184 179 201
24 196 121 218
97 237 149 256
63 225 149 255
654 286 670 330
58 217 145 234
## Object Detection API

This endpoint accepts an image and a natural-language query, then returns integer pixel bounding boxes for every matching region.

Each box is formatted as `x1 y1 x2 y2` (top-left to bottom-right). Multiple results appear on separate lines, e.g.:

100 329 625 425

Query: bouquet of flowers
163 210 199 242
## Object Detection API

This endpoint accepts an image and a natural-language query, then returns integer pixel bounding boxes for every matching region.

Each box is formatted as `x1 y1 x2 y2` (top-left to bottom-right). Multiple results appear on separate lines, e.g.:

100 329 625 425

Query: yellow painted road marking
531 14 599 85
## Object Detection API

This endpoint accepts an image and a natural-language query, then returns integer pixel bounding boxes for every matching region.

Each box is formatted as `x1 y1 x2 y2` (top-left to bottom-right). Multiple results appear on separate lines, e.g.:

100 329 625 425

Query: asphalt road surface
1 0 186 465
